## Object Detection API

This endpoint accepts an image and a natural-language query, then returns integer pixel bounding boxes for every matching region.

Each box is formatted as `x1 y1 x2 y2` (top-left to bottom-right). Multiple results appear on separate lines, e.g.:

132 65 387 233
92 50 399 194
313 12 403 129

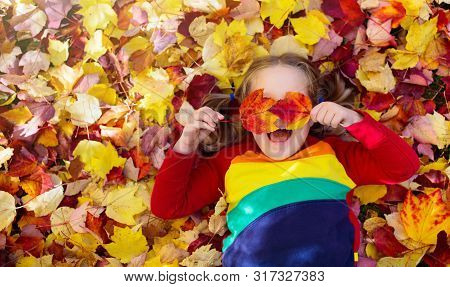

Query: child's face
249 64 314 160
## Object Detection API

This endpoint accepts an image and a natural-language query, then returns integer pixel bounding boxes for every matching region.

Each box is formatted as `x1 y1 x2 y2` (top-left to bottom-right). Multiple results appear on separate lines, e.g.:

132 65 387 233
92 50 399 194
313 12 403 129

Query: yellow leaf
67 93 102 126
73 140 126 179
270 35 308 58
400 189 450 245
24 185 64 217
405 16 438 55
105 183 146 225
260 0 306 29
363 217 387 235
423 37 447 70
79 0 118 35
291 12 328 45
418 158 448 174
355 63 396 93
398 0 426 18
48 39 69 66
144 250 179 267
387 49 419 70
48 64 83 96
365 242 380 260
354 185 388 205
358 48 387 72
122 36 151 56
85 30 109 60
37 128 58 147
104 226 149 264
202 19 255 88
16 255 53 267
180 244 222 267
88 83 117 105
0 191 16 231
377 246 429 267
0 106 32 124
50 206 75 239
69 233 101 258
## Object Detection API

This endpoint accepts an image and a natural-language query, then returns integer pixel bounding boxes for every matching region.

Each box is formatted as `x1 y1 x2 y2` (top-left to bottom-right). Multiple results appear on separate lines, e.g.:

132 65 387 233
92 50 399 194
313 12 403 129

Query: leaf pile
0 0 449 267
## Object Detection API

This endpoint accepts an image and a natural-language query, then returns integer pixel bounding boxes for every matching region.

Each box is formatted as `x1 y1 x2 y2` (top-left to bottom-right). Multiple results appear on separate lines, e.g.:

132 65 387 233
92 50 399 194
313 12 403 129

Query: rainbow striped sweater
222 140 358 267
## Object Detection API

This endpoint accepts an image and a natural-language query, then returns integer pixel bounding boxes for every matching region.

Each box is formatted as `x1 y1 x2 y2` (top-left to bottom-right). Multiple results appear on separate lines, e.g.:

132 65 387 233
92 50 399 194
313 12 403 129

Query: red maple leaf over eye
239 89 278 133
268 92 312 125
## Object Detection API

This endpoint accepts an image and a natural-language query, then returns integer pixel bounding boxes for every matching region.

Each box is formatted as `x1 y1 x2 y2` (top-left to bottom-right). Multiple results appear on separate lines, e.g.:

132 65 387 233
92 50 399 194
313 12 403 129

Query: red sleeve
323 110 420 186
150 138 255 219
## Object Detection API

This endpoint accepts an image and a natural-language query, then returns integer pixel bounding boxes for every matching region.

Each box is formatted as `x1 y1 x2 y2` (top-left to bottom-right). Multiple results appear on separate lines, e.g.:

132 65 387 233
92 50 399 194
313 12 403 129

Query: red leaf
7 149 39 177
373 226 409 257
239 89 278 133
423 231 450 267
268 91 312 126
361 92 395 112
185 74 218 109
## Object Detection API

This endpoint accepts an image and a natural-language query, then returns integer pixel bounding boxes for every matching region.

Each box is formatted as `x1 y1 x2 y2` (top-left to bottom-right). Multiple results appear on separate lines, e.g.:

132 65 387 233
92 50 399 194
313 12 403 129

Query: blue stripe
222 200 355 267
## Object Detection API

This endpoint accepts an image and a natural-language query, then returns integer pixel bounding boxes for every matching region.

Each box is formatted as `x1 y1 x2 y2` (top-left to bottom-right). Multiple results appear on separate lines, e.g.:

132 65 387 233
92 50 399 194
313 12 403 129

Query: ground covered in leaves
0 0 449 267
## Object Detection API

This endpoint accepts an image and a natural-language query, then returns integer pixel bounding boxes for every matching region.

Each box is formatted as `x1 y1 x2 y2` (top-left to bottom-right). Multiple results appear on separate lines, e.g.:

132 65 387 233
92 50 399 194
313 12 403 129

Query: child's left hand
310 102 363 128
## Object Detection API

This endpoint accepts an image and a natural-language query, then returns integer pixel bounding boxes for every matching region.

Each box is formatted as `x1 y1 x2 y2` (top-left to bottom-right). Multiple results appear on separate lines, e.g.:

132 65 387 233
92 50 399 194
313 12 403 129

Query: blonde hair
200 53 354 154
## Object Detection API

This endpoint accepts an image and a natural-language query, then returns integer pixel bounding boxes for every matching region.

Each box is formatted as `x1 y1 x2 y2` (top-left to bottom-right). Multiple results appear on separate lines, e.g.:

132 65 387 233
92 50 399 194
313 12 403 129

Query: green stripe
223 177 351 252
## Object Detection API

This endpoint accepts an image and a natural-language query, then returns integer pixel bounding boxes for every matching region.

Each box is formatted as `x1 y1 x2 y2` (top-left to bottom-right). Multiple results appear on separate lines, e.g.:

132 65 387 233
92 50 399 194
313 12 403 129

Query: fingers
310 102 344 128
310 102 324 123
330 114 343 128
190 120 215 132
194 107 224 129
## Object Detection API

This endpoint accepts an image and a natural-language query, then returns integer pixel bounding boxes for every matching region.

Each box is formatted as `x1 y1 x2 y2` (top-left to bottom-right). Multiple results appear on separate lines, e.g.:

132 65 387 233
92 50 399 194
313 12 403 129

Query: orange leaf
400 189 450 245
268 91 312 129
239 89 278 134
372 1 406 29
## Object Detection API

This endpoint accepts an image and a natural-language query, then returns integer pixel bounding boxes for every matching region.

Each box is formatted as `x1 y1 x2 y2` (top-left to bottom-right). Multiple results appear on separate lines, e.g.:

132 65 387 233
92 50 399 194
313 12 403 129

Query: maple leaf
260 0 306 29
268 91 312 129
400 189 450 245
72 140 126 179
239 89 278 134
104 226 149 264
78 0 118 35
405 17 438 55
19 168 54 198
105 183 146 225
48 39 69 67
377 246 429 267
16 255 53 267
291 10 329 45
180 244 222 267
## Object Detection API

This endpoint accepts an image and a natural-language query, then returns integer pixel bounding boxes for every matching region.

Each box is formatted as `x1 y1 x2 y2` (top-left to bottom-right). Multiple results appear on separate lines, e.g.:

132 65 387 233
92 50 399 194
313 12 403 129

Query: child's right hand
173 107 224 154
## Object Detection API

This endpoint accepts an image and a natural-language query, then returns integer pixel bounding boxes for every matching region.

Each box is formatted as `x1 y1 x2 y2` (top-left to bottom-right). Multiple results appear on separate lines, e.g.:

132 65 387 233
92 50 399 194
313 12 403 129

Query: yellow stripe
224 141 356 213
231 140 334 164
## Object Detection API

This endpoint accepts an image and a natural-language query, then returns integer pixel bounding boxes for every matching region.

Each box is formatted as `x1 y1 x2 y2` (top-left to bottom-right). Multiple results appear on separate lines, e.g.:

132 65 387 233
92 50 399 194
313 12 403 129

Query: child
151 53 420 267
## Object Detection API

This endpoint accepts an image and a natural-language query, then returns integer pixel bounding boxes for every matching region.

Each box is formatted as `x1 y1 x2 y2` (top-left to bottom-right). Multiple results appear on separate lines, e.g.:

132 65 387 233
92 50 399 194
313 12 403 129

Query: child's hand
310 102 363 128
173 107 224 154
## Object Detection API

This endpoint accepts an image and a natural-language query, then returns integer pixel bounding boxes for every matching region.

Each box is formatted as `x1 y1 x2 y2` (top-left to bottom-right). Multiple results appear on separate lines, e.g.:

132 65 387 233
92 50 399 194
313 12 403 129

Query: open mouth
267 129 292 142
